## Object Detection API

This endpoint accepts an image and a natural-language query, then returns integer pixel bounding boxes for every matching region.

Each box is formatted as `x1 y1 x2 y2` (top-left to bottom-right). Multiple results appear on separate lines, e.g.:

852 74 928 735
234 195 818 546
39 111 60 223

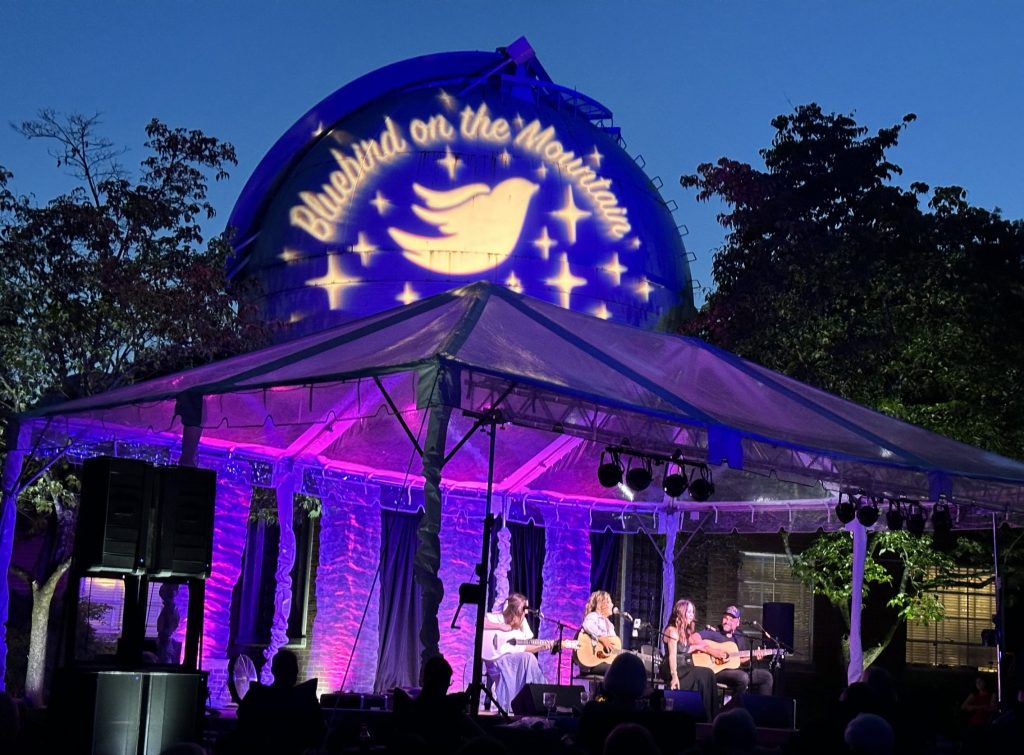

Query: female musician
579 590 620 676
663 598 724 721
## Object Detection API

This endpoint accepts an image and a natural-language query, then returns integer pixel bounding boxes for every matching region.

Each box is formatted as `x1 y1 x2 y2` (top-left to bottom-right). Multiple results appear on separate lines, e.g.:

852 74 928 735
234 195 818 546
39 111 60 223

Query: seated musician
579 590 620 676
699 605 773 698
482 593 546 711
663 598 726 722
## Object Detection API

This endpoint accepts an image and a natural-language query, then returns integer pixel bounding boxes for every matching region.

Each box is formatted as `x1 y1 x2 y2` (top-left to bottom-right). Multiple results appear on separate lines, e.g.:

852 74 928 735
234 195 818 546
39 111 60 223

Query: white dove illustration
387 178 539 274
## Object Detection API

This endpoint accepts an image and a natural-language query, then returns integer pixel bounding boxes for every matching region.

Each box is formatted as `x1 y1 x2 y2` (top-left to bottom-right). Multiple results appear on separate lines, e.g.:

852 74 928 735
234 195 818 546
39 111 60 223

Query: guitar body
482 628 579 661
690 639 784 673
574 630 623 670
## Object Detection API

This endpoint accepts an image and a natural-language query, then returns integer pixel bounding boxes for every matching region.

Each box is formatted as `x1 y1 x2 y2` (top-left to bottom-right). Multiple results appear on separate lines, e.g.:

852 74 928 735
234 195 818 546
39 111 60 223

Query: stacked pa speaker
75 456 216 577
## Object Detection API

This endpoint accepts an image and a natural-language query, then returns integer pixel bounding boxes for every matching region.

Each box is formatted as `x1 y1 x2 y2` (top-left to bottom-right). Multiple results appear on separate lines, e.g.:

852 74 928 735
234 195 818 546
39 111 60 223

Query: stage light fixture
625 457 653 492
687 466 715 502
931 499 953 536
856 496 880 527
834 492 856 524
597 451 623 488
662 467 688 498
886 500 904 531
906 502 928 536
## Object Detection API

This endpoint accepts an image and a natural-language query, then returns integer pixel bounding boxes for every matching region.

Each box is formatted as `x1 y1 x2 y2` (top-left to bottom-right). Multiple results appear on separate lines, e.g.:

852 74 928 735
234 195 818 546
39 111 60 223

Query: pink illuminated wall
306 486 382 695
202 473 252 666
539 508 592 684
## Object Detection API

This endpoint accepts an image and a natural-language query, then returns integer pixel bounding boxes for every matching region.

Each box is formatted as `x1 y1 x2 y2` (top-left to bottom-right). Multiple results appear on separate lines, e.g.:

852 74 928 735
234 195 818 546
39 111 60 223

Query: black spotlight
856 496 880 527
663 467 688 498
625 458 652 492
688 467 715 502
834 492 856 524
597 451 623 488
886 500 904 531
906 502 928 536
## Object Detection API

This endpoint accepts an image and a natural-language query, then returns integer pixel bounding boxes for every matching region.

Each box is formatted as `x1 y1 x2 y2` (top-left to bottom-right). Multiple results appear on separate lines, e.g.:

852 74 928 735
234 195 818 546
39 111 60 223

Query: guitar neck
510 638 578 650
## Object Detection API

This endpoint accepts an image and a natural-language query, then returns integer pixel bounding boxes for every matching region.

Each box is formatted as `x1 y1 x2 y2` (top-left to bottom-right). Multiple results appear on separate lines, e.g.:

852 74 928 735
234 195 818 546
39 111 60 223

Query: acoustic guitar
690 639 786 673
573 630 622 669
482 628 579 661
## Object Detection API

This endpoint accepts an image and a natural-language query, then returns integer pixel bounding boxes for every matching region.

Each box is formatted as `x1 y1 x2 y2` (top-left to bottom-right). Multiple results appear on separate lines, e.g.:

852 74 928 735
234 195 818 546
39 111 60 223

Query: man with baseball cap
699 605 773 698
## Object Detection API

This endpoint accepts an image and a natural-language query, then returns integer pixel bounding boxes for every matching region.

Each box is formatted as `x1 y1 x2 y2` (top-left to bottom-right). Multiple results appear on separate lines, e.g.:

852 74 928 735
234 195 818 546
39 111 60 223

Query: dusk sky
3 1 1022 306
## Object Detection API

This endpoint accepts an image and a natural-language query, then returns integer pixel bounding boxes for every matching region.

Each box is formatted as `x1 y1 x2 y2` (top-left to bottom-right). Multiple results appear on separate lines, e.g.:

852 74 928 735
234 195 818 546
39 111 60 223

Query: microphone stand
541 614 580 686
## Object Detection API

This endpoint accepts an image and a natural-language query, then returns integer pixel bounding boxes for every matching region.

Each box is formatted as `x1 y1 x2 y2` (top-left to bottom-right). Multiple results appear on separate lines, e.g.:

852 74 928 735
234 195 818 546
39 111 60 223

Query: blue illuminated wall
229 41 695 335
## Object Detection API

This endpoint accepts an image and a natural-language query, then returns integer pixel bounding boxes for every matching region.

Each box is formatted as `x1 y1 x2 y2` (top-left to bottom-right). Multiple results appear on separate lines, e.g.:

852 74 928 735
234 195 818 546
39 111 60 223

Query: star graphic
370 191 392 215
533 226 556 260
628 236 642 251
551 186 592 246
545 253 587 309
535 163 549 181
513 114 526 130
498 149 512 167
588 146 604 168
350 232 378 267
289 311 307 325
592 302 612 320
306 253 361 310
396 281 420 305
279 247 302 263
602 252 628 287
634 277 654 303
505 271 524 294
438 145 460 181
437 89 457 111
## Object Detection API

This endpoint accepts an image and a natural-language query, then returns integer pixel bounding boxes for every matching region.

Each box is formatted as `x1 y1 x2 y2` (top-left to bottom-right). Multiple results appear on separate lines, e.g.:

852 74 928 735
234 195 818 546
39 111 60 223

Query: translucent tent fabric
15 281 1024 528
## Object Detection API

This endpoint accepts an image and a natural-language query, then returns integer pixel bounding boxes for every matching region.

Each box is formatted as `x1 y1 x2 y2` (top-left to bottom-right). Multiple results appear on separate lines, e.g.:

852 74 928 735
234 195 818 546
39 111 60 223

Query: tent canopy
19 282 1024 532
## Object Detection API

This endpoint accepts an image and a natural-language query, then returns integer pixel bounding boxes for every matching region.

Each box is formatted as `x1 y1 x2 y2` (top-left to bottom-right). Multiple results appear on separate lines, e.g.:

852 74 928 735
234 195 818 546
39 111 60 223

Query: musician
700 605 773 698
663 598 725 722
482 593 546 711
579 590 620 676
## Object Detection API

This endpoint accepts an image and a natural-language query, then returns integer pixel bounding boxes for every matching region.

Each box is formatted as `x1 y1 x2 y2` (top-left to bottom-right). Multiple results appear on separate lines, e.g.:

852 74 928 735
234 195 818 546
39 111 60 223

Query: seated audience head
603 722 661 755
603 652 647 704
840 681 882 716
421 654 453 692
712 707 757 753
860 665 898 709
270 648 299 688
844 712 895 755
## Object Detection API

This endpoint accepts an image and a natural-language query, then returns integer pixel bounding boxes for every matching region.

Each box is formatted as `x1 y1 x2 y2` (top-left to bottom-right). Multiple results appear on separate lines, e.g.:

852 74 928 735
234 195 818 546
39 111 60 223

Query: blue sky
3 1 1022 305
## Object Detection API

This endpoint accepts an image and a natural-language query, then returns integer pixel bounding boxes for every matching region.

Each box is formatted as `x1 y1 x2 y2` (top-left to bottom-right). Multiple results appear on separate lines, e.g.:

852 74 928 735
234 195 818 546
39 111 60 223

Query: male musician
579 590 620 676
482 593 546 711
700 605 773 698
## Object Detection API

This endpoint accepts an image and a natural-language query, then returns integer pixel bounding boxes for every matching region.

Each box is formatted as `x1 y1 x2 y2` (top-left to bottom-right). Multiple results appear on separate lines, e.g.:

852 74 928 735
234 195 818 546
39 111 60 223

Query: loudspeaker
740 694 797 729
664 689 707 720
50 669 206 754
77 457 156 573
510 683 585 715
152 465 216 577
762 602 795 651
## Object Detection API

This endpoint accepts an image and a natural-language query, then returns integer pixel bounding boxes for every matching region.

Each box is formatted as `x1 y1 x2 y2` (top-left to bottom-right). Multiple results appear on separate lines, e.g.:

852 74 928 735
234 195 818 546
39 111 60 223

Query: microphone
613 607 634 623
741 621 758 626
705 624 718 632
525 608 541 616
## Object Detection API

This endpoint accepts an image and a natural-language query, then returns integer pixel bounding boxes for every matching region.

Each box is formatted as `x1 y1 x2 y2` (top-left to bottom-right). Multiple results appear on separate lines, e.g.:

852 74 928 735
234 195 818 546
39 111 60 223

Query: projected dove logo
387 178 540 275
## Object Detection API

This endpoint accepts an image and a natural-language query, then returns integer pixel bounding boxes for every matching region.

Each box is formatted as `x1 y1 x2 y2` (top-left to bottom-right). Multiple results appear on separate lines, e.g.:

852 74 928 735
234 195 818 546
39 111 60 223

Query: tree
0 111 269 700
783 529 991 667
681 103 1024 459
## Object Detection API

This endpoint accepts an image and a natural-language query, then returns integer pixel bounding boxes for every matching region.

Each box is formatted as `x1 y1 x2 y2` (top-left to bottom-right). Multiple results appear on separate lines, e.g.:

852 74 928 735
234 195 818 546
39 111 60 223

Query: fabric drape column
847 519 867 684
662 511 680 631
415 402 450 665
262 470 298 682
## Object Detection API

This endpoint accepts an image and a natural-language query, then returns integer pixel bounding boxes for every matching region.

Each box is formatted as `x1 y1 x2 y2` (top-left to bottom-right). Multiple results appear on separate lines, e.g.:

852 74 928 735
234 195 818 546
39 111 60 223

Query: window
906 568 996 669
737 552 814 662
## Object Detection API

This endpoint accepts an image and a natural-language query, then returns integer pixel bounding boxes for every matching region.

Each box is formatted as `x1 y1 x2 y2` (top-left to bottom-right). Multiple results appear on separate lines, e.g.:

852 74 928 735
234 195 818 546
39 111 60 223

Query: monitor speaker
152 465 216 577
510 683 585 715
762 602 795 651
77 457 156 573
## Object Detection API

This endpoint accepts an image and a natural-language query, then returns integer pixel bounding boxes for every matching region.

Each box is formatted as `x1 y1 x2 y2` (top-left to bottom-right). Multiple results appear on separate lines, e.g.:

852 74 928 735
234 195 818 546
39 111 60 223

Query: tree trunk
25 558 71 706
